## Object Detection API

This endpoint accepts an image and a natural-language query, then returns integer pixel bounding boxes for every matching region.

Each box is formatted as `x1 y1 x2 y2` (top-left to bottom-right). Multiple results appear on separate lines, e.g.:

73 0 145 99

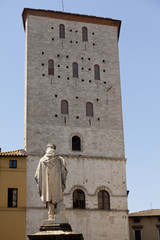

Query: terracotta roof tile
129 209 160 217
0 149 27 157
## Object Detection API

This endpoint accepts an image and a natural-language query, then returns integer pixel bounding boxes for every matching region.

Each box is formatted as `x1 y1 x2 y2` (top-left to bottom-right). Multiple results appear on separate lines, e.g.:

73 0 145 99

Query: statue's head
46 144 56 156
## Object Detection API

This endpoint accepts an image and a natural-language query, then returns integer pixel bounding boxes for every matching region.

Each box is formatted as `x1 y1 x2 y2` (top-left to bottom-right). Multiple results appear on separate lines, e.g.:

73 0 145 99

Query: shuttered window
82 27 88 42
94 64 100 80
98 190 110 210
59 24 65 38
73 62 78 78
73 189 85 209
48 59 54 75
134 230 142 240
8 188 18 208
61 100 69 114
86 102 93 116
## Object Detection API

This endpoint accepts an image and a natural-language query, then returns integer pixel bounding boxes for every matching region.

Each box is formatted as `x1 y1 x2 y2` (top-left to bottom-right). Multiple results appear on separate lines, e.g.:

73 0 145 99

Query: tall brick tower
22 8 129 240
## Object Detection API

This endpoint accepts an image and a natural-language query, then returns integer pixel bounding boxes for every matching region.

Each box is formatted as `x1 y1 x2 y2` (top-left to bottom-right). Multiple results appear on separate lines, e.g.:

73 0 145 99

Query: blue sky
0 0 160 213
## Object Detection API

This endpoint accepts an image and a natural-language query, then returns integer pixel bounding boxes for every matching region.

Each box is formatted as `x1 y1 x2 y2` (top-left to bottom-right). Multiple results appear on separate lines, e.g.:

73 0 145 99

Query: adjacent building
0 150 26 240
129 209 160 240
22 8 129 240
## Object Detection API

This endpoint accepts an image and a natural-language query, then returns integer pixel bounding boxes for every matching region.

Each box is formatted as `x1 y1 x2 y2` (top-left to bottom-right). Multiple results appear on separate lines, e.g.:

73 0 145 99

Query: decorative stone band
27 153 127 162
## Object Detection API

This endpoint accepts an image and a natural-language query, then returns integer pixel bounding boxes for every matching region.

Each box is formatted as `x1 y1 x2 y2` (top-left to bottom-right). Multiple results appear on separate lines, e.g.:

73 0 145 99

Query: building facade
22 8 129 240
129 209 160 240
0 150 26 240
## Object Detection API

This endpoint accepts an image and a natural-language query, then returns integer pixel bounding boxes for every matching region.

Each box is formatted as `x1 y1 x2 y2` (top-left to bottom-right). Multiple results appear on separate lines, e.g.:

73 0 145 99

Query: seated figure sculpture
35 144 67 221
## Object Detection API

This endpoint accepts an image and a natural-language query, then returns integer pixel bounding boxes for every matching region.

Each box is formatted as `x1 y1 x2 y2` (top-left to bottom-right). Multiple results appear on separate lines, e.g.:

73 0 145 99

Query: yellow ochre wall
129 216 160 240
0 156 26 240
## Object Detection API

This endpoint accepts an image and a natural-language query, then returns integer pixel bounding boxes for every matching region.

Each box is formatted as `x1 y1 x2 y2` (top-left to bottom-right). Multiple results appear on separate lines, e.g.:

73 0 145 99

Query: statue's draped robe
35 154 67 205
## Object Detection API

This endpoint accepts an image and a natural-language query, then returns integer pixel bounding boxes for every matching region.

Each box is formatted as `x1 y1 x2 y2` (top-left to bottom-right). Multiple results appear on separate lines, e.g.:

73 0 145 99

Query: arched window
59 24 65 38
61 100 69 114
98 190 110 210
94 64 100 80
72 136 81 151
73 189 85 209
82 27 88 42
86 102 93 116
73 62 78 78
48 59 54 75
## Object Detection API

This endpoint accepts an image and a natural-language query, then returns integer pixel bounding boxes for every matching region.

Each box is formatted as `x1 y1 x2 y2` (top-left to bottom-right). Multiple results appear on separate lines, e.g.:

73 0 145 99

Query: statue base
27 220 84 240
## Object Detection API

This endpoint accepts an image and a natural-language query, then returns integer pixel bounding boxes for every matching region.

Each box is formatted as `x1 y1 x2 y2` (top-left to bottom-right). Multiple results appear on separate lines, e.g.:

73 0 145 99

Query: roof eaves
22 8 121 40
129 209 160 217
0 149 27 157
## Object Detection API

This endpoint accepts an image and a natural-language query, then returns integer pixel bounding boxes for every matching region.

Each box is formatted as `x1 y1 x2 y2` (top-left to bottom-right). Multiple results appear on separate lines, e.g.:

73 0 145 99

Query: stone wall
24 14 124 158
24 11 129 240
26 154 128 239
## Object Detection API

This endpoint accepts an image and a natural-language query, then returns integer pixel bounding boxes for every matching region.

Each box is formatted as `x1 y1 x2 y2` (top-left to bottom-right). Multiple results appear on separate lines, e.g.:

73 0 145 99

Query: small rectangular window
48 59 54 75
8 188 18 208
94 64 100 80
73 62 78 78
59 24 65 39
9 160 17 168
158 229 160 240
82 27 88 42
134 230 142 240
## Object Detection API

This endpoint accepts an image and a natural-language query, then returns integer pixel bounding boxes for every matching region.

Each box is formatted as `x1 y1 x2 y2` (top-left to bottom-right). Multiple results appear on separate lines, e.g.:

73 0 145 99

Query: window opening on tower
86 102 93 116
72 62 78 78
94 64 100 80
72 136 81 151
82 27 88 42
48 59 54 75
59 24 65 38
61 100 69 114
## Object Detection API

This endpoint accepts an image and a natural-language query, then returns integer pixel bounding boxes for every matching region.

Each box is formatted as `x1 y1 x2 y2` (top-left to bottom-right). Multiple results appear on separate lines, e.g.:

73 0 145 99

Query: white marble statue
35 144 67 221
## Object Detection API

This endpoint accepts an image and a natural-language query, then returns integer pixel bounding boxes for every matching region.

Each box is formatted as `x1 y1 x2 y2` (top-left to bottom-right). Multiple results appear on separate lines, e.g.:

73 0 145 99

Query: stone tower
22 8 129 240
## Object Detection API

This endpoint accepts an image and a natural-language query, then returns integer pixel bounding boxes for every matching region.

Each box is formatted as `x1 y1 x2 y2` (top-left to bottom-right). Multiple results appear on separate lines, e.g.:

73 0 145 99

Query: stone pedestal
28 220 84 240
